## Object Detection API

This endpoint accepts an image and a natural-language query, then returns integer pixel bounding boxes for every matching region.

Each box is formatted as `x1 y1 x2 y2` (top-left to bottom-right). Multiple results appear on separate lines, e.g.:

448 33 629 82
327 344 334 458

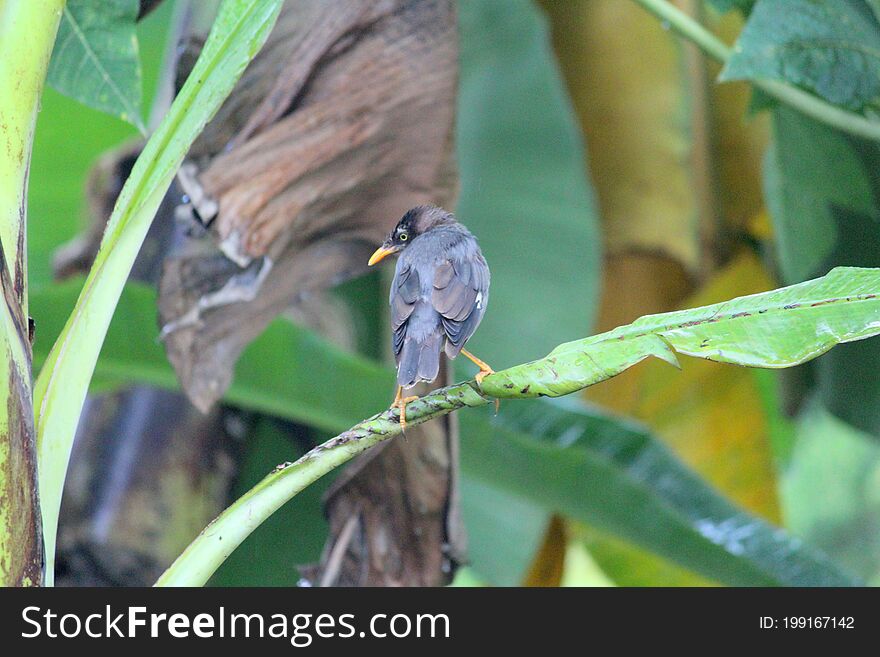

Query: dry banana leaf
159 0 458 410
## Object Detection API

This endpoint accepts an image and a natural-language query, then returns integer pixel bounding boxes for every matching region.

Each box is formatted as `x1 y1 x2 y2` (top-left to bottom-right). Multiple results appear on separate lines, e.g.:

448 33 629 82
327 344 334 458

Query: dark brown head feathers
397 205 456 237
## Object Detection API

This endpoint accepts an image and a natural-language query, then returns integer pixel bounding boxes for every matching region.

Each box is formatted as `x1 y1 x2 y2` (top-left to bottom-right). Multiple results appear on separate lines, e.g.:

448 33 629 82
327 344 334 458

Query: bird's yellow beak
368 245 398 266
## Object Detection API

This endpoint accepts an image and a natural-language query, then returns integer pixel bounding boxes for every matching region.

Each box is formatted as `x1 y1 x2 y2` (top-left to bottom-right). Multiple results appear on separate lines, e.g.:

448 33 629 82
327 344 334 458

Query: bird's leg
460 348 499 414
392 385 419 431
460 348 495 384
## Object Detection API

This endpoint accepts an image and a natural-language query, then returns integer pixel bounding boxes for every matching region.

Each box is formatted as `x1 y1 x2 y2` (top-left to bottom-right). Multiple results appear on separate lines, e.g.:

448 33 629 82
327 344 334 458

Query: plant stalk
157 265 880 586
0 0 65 587
156 382 490 586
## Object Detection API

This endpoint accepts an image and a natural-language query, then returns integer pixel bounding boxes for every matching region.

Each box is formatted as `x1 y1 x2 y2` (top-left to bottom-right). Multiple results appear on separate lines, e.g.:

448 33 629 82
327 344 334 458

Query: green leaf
720 0 880 111
481 267 880 399
47 0 145 131
765 106 880 436
455 0 601 369
31 276 860 586
459 476 550 586
462 399 855 586
30 5 173 290
781 402 880 583
33 0 284 585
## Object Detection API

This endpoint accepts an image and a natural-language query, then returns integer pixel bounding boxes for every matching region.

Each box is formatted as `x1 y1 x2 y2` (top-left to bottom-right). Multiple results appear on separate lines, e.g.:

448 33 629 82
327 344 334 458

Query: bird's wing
391 261 420 358
432 253 489 356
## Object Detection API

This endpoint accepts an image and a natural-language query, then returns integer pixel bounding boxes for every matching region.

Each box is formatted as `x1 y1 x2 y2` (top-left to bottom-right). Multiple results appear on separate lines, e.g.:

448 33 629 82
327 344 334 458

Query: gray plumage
386 206 490 389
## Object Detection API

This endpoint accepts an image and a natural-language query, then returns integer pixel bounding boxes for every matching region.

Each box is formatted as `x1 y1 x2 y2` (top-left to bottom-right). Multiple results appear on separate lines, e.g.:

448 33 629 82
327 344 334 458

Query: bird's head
368 205 455 266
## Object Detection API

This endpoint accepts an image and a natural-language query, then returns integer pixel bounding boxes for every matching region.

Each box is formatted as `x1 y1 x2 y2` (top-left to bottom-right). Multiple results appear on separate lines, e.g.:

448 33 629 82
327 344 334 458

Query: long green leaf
34 268 877 586
47 0 144 130
462 400 854 586
481 267 880 398
32 0 283 585
149 266 880 585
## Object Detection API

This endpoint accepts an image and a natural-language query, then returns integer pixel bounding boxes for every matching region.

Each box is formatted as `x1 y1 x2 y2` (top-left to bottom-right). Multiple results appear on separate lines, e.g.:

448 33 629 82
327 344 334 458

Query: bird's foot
461 349 500 414
474 367 495 386
462 348 495 388
392 394 420 431
473 368 500 415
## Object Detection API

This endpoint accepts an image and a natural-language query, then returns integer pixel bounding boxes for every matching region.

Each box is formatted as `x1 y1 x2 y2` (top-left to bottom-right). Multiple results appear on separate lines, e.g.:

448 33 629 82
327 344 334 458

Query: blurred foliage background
25 0 880 586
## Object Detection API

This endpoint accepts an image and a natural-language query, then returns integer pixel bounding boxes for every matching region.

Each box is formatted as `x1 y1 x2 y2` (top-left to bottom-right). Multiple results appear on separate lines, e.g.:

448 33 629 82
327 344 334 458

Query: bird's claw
475 367 495 387
392 395 419 431
473 368 500 415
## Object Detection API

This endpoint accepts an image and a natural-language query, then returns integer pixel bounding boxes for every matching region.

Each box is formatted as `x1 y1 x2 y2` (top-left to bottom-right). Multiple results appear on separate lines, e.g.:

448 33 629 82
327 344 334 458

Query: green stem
635 0 732 61
33 0 283 586
0 0 65 588
631 0 880 142
0 0 66 314
156 382 490 586
157 265 880 586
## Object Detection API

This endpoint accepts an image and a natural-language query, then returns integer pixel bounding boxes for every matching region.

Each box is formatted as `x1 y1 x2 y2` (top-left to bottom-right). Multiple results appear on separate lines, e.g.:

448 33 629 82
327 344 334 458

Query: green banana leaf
481 267 880 398
32 266 876 586
47 0 144 130
462 400 853 586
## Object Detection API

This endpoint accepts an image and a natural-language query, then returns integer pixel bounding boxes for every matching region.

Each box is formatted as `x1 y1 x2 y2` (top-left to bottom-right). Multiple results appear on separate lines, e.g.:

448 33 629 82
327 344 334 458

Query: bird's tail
397 332 442 388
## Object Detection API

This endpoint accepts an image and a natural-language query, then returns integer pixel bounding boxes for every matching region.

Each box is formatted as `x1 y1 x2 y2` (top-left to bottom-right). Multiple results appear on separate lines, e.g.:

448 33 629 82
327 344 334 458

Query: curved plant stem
0 0 65 587
635 0 732 61
156 382 490 586
631 0 880 142
157 266 880 586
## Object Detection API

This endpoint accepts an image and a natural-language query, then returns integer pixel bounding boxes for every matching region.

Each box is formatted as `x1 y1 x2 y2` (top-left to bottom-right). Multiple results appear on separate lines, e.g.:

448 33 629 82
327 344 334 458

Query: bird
368 205 493 429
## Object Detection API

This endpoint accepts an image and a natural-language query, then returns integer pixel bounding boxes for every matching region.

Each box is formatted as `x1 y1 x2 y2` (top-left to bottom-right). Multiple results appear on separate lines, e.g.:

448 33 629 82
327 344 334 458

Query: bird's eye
399 232 408 241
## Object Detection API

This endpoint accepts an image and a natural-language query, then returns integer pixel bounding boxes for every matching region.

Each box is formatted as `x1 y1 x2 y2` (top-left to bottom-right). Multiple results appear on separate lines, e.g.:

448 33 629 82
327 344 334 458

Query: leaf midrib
59 5 144 133
566 287 880 352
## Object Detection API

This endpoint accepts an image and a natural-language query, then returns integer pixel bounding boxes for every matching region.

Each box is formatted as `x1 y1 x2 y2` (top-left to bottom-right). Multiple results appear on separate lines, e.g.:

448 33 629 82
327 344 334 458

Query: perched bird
368 205 493 428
